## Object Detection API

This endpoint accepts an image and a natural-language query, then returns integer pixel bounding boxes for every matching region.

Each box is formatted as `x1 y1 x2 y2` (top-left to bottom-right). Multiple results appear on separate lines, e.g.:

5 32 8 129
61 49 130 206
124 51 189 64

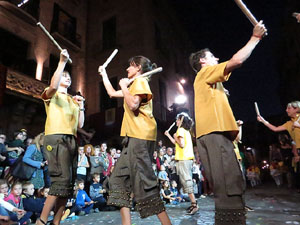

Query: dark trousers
196 133 245 209
107 137 165 218
70 203 94 215
93 196 107 209
10 211 33 224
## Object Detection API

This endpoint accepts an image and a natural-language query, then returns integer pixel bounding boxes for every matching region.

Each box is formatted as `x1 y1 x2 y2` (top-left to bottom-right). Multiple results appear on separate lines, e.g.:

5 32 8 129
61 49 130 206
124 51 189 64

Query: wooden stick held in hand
234 0 258 26
129 67 163 83
37 22 72 64
167 122 175 132
103 49 118 68
254 102 260 116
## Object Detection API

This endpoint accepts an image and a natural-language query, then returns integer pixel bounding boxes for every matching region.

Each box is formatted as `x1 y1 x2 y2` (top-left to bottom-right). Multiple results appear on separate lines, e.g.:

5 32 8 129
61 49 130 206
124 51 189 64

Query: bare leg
157 211 172 225
52 197 68 225
36 195 58 225
120 207 131 225
188 193 196 203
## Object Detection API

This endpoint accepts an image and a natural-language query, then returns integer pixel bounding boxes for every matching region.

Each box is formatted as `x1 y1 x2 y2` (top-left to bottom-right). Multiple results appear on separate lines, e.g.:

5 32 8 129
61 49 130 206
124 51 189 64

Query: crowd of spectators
0 128 299 224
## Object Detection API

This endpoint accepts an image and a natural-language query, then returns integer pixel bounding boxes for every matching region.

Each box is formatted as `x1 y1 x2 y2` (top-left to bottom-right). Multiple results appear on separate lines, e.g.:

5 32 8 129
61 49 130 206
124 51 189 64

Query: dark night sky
171 0 292 123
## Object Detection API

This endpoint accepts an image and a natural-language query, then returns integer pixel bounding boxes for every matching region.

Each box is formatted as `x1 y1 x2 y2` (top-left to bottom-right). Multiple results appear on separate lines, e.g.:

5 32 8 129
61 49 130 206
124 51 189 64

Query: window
102 17 116 50
51 3 80 46
0 28 35 78
100 76 117 111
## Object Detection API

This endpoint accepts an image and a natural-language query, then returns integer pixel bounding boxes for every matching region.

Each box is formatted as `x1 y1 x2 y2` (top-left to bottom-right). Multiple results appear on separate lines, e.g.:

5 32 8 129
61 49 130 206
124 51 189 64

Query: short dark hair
92 173 100 179
189 48 210 73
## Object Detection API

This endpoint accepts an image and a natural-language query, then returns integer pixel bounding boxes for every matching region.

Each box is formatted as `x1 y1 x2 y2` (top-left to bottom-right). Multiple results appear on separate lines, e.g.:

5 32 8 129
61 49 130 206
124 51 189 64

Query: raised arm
44 50 69 99
98 66 123 98
257 115 286 132
224 21 267 74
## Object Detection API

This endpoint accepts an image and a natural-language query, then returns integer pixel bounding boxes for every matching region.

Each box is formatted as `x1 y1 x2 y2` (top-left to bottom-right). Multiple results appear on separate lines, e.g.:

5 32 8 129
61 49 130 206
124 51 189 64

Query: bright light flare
175 95 187 105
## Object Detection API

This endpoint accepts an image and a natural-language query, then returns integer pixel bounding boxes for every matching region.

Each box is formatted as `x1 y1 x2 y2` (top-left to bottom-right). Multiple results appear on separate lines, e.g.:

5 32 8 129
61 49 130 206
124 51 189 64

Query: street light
175 95 187 105
180 79 186 84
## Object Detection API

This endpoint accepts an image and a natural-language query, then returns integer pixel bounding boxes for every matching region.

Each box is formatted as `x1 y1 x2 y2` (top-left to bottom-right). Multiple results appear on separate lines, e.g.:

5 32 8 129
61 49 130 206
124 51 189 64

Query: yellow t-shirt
42 88 79 136
194 61 238 141
175 127 194 160
282 116 300 148
120 77 157 141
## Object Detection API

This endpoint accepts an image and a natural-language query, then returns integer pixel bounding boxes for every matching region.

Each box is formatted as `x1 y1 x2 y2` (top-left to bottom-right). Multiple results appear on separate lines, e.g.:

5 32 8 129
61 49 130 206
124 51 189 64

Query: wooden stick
129 67 163 83
37 22 72 64
167 122 175 132
254 102 260 116
103 49 118 68
234 0 258 26
178 115 184 129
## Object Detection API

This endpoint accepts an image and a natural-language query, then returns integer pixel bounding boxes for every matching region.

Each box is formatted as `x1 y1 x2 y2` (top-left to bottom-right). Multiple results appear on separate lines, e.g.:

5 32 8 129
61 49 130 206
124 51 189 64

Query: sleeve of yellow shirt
205 62 231 85
130 78 152 102
177 127 185 138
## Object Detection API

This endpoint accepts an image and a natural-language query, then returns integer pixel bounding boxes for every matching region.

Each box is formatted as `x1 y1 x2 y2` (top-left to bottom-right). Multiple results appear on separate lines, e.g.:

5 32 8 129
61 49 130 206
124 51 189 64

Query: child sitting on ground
4 181 32 224
64 179 94 217
0 179 25 223
160 180 176 204
89 173 107 212
170 180 182 203
22 182 46 216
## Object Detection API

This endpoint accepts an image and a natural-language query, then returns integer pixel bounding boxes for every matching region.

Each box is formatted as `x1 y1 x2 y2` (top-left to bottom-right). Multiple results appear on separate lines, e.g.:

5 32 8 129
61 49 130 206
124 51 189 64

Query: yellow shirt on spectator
175 127 194 160
194 61 238 141
42 88 79 136
120 77 157 141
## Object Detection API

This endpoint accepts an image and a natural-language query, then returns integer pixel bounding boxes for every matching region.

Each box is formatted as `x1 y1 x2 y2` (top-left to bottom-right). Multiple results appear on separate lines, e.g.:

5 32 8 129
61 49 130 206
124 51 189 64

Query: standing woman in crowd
164 112 198 215
36 50 85 225
23 132 47 190
99 56 171 225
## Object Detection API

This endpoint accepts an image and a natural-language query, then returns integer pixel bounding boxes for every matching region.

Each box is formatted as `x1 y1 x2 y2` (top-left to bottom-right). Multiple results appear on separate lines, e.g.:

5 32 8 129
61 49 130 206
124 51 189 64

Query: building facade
0 0 193 144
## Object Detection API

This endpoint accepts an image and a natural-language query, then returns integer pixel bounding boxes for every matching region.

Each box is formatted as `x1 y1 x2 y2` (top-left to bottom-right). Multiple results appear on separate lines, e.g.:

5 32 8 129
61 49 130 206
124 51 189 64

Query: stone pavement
54 183 300 225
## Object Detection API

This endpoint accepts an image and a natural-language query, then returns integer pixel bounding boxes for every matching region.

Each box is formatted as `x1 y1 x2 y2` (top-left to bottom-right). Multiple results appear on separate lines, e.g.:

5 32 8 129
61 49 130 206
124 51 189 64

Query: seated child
37 187 50 199
4 181 32 224
68 179 94 216
89 173 107 211
22 182 46 214
160 180 176 204
0 179 24 220
170 180 182 202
